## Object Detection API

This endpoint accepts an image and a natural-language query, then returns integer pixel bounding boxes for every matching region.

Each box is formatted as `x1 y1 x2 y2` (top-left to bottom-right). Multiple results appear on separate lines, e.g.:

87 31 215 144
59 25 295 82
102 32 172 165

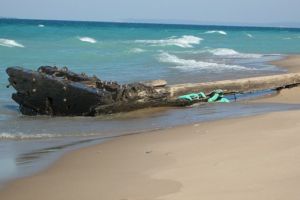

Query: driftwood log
6 66 189 116
168 73 300 97
6 66 300 116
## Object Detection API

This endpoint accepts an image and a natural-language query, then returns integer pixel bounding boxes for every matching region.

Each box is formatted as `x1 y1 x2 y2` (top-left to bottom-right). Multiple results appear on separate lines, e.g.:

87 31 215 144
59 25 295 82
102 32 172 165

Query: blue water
2 18 300 136
1 19 300 184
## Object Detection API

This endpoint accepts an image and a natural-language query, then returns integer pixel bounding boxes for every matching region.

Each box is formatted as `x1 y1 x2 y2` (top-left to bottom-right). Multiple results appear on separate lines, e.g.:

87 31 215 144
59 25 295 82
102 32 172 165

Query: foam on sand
208 48 263 58
0 132 102 140
135 35 203 48
0 133 57 140
158 52 250 71
205 30 227 35
0 38 25 48
78 37 97 44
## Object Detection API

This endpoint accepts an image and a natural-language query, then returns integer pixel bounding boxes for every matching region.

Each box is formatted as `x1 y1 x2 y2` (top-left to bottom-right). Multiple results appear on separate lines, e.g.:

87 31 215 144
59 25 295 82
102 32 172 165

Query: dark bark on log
6 66 300 116
6 66 181 116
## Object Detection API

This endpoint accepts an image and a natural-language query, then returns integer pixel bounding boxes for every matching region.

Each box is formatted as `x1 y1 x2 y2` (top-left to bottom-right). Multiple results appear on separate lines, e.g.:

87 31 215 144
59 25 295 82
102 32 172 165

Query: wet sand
1 55 300 200
272 55 300 73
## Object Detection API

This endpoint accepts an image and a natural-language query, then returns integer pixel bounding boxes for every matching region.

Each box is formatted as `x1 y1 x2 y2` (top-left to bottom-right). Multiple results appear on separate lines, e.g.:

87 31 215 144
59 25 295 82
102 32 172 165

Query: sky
1 0 300 26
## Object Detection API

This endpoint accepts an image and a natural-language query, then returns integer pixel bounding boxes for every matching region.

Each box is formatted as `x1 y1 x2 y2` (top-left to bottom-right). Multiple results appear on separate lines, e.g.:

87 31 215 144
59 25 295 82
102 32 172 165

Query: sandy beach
1 56 300 200
271 55 300 73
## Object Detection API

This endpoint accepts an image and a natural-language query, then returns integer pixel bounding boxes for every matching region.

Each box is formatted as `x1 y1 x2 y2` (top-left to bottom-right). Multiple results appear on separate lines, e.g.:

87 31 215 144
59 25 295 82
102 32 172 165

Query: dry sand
1 56 300 200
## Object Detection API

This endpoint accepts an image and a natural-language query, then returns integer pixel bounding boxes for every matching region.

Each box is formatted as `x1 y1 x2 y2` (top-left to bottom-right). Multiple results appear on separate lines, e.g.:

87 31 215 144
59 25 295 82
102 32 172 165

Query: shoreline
271 55 300 73
1 55 300 199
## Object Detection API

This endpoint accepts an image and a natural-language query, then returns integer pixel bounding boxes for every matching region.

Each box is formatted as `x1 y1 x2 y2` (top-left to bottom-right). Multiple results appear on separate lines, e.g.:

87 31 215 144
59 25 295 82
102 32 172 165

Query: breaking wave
205 30 227 35
38 24 45 27
208 48 263 58
158 52 251 71
246 33 254 38
129 48 146 53
78 37 97 43
135 35 203 48
0 38 25 48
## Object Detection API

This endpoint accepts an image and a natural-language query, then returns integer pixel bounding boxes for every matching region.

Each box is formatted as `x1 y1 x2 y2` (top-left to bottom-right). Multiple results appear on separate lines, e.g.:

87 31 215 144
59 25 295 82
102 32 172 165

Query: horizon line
1 16 300 29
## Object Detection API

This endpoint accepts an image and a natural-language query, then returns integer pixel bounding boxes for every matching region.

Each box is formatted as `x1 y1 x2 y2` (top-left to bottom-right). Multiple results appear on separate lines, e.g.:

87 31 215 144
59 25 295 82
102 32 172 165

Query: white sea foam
0 132 104 140
130 48 146 53
208 48 263 58
158 52 250 71
0 133 57 140
246 33 254 38
135 35 203 48
78 37 97 43
209 48 240 56
38 24 45 27
0 38 25 48
205 30 227 35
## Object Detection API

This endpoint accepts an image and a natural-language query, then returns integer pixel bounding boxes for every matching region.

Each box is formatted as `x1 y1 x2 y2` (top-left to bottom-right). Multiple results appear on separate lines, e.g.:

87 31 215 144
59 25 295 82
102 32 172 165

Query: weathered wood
6 66 175 116
6 66 300 116
166 73 300 98
140 80 167 88
7 67 107 116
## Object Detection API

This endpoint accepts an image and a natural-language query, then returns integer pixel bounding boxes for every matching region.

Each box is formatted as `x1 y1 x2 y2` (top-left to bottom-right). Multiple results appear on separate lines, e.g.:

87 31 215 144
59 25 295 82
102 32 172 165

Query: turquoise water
2 19 300 88
2 19 300 137
1 19 300 184
2 19 300 85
